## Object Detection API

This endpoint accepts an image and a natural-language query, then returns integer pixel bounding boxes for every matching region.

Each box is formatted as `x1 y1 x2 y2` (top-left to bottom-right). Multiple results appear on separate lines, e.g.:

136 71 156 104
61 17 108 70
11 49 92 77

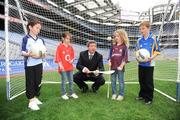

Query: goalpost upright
5 0 11 100
176 0 180 102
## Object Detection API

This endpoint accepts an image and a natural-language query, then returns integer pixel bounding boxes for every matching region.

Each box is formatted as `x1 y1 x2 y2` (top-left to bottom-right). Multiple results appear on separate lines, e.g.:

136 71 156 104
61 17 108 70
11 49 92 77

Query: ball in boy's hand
30 43 47 58
136 49 150 62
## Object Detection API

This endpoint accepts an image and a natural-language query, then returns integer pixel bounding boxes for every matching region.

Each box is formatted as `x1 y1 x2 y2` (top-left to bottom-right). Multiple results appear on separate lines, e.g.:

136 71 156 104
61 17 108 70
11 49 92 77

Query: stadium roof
111 0 178 12
48 0 141 26
47 0 178 26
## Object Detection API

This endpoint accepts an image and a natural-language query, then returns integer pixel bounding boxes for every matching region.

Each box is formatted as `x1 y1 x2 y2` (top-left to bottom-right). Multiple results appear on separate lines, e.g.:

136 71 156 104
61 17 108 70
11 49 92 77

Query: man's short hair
87 40 97 47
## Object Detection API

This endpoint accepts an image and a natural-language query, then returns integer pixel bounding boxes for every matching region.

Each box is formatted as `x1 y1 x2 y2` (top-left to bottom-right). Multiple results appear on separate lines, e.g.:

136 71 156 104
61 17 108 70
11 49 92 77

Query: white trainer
28 101 40 111
61 94 69 100
111 94 117 100
116 95 124 101
34 98 42 105
70 93 78 99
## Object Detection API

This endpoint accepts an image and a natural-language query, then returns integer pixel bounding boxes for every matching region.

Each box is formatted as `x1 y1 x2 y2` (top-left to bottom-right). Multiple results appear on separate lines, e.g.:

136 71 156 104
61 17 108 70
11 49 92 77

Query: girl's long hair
113 29 129 48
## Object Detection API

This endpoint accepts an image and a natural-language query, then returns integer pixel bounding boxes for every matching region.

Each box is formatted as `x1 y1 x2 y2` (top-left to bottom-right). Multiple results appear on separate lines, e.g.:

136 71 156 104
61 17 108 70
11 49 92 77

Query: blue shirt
136 32 160 67
21 34 45 67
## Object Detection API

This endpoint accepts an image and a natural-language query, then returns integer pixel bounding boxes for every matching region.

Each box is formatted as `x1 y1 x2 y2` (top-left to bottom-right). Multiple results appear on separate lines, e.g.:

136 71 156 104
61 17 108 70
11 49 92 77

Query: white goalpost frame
4 0 179 103
176 0 180 102
107 66 111 99
155 88 176 102
5 0 27 100
14 0 27 34
42 81 140 84
5 0 11 100
157 0 172 40
42 81 177 101
149 0 179 102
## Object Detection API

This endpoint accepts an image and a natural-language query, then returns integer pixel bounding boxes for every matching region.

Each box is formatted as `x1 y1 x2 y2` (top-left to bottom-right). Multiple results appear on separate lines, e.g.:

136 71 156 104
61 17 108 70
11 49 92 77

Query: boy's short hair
87 40 97 47
140 21 151 29
27 19 42 33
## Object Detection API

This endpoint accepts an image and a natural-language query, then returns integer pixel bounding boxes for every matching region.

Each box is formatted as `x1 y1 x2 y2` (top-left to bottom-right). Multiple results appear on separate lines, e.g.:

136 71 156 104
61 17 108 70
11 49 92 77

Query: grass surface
0 60 180 120
1 78 180 120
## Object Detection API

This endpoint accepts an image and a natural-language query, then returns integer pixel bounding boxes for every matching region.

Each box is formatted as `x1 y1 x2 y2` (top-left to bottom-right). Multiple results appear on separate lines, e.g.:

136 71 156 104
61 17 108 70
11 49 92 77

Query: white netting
3 0 179 100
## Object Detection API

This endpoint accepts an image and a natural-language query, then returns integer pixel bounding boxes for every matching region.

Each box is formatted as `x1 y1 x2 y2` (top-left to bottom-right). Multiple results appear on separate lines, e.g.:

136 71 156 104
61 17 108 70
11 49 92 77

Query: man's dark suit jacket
76 50 104 76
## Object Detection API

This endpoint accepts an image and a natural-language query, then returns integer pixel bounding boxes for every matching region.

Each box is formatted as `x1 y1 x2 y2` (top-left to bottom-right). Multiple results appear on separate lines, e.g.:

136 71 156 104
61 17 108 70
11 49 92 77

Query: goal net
3 0 179 101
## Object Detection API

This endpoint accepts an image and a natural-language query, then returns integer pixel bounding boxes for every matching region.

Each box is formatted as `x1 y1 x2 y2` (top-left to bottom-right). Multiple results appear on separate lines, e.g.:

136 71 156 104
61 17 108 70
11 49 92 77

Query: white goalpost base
42 81 177 101
176 82 180 102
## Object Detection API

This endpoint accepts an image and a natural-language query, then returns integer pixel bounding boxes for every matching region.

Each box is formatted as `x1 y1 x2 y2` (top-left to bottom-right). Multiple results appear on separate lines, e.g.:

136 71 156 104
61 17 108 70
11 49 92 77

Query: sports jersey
137 32 160 67
21 34 45 67
109 43 128 70
55 43 74 72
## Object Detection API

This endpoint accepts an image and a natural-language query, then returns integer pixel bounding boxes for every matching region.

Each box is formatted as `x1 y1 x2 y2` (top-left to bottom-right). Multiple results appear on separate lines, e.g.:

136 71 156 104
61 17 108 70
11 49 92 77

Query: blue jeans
111 70 124 96
60 71 74 95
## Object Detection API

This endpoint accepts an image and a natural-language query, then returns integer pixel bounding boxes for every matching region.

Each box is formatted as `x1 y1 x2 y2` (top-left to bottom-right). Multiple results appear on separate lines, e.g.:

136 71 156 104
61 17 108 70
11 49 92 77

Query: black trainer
92 86 97 93
145 100 152 105
135 96 144 101
81 86 88 93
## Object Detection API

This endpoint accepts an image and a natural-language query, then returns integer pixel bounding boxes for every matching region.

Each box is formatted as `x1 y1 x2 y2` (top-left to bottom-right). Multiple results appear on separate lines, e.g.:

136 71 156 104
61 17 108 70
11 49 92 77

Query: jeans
111 70 124 96
60 71 74 95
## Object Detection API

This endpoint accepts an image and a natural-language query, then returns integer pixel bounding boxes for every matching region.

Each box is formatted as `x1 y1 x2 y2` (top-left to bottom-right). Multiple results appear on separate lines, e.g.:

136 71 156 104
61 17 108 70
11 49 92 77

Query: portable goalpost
3 0 180 102
176 0 180 102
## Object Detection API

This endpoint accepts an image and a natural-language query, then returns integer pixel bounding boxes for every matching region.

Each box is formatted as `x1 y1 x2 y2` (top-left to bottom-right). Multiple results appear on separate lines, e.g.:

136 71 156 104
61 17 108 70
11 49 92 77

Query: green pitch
0 60 180 120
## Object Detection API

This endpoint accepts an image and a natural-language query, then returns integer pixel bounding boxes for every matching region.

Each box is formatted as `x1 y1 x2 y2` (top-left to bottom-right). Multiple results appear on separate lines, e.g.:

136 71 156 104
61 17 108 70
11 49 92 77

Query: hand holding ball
136 49 150 62
30 43 47 58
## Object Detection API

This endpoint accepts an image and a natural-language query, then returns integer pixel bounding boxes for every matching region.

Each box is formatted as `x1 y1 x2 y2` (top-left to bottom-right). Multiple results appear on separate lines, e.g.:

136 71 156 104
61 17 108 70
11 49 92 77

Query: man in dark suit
73 40 105 93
